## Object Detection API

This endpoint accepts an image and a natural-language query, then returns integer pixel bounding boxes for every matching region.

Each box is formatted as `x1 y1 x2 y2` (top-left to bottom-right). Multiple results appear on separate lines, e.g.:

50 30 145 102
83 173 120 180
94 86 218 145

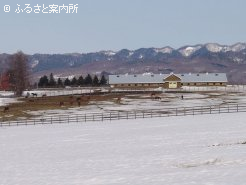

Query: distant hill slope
1 43 246 83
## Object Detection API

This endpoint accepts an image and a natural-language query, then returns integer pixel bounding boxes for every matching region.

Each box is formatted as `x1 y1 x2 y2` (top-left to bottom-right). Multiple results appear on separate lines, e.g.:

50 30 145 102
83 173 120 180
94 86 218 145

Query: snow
20 90 246 119
154 47 173 54
22 88 94 97
31 60 39 68
205 43 246 53
205 43 225 53
230 43 246 52
233 57 244 63
128 51 134 57
1 113 246 185
69 61 75 66
0 91 18 107
0 97 19 107
178 45 202 57
100 51 116 56
138 54 144 59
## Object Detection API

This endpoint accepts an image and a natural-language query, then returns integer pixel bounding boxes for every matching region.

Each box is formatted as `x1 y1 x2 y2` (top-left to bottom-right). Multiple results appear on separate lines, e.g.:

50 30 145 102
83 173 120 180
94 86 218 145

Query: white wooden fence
1 103 246 127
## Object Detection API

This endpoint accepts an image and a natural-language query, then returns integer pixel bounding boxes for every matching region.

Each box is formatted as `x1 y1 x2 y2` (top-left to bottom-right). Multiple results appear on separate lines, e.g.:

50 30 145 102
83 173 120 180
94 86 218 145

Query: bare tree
8 51 29 96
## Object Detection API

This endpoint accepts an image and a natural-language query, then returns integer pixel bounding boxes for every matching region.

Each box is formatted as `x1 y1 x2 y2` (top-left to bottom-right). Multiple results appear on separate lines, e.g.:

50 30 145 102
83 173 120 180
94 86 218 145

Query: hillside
1 43 246 83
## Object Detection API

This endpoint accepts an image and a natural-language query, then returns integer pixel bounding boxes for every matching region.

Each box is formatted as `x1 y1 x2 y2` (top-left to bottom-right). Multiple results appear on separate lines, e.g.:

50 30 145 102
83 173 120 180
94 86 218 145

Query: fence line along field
1 103 246 127
1 86 246 124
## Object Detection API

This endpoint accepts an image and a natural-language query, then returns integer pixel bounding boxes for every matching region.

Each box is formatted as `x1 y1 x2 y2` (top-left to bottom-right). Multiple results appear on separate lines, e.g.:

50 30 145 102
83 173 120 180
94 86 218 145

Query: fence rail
1 104 246 127
19 85 246 98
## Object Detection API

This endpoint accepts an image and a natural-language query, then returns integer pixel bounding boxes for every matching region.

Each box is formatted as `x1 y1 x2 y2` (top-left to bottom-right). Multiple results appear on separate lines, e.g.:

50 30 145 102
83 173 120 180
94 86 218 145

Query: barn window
128 84 130 86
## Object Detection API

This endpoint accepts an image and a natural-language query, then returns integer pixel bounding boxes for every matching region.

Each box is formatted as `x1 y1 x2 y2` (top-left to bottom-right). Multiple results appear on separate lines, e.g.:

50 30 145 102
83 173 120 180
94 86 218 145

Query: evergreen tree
84 74 92 86
93 75 99 86
77 75 84 86
64 78 71 86
100 75 107 86
71 77 78 86
49 73 56 87
57 78 63 87
38 75 49 87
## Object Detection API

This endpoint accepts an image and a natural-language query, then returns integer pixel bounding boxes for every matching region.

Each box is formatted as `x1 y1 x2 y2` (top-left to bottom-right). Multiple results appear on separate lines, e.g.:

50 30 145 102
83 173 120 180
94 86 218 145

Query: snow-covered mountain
177 43 246 56
154 47 174 54
204 43 246 53
178 45 203 57
1 43 246 83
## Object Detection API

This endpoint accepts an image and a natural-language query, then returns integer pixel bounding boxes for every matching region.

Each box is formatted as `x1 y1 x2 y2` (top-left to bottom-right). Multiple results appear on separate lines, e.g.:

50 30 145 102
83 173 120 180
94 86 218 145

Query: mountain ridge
1 42 246 83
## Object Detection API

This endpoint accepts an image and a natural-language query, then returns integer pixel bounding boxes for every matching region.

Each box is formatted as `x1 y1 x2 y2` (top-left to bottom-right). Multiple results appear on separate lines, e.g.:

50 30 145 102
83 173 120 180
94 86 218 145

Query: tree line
38 73 107 88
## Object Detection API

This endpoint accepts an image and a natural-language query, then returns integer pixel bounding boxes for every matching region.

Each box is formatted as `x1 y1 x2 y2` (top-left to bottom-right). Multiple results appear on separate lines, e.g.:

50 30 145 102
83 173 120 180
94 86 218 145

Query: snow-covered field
2 89 246 121
1 113 246 185
0 97 19 107
26 91 246 118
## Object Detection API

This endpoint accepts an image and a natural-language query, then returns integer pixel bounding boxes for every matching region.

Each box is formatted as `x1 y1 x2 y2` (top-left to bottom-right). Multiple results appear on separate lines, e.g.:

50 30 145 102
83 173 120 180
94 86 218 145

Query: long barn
109 73 228 89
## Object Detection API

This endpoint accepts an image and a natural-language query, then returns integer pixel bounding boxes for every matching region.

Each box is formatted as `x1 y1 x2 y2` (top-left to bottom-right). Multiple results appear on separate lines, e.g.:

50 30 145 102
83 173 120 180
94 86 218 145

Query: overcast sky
0 0 246 54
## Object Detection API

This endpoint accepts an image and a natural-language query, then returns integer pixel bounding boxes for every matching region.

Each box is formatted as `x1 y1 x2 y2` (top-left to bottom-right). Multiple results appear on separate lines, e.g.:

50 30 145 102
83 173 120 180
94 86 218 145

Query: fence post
219 105 220 114
85 114 87 122
135 112 136 119
118 112 120 120
193 108 194 115
51 117 53 124
184 108 185 116
210 106 212 114
151 111 152 118
143 112 145 118
176 108 178 116
237 104 239 112
228 105 229 113
110 113 112 121
127 112 128 119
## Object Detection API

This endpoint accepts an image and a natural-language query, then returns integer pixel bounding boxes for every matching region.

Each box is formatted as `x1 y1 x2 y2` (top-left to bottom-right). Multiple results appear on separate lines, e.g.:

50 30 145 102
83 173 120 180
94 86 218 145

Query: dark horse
31 93 38 97
154 96 161 100
3 106 9 113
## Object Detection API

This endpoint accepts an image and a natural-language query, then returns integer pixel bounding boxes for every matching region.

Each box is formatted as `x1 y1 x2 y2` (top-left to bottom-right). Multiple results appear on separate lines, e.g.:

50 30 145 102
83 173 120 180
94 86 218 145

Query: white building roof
109 73 228 84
